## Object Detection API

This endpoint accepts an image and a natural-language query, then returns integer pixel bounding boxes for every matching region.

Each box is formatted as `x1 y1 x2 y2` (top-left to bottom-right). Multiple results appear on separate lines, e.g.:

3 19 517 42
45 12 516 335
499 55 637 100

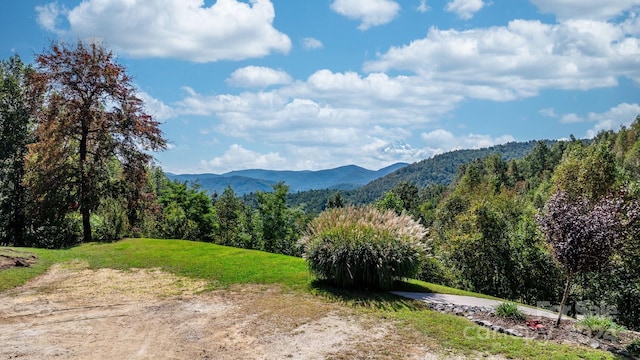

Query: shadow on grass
391 279 440 293
309 279 429 312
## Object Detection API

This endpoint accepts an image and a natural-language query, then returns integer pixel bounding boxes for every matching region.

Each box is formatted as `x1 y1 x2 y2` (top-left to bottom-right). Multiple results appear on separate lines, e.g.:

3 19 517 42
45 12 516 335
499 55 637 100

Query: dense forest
2 42 639 331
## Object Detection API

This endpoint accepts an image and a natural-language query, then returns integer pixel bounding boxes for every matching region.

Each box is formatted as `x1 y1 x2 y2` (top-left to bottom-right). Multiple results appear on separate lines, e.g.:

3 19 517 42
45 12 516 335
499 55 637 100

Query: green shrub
494 302 526 321
26 213 82 249
418 256 457 287
92 197 129 242
300 206 429 290
627 338 640 356
575 315 625 340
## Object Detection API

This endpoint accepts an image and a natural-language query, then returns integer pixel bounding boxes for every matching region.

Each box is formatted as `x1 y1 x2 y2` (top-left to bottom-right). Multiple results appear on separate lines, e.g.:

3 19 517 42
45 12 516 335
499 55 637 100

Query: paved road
391 291 562 319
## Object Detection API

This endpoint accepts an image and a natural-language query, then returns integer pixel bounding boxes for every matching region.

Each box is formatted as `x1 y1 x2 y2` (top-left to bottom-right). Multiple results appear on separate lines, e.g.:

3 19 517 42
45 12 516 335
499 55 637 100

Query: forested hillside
287 140 557 213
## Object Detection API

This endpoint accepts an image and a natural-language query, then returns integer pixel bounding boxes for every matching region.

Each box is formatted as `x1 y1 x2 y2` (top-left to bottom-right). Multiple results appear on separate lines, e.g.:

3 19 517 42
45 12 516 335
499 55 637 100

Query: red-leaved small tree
536 191 629 326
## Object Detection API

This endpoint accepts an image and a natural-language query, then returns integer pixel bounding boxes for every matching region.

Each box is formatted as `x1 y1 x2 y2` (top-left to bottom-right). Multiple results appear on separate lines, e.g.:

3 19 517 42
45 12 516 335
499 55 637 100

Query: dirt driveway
0 261 439 359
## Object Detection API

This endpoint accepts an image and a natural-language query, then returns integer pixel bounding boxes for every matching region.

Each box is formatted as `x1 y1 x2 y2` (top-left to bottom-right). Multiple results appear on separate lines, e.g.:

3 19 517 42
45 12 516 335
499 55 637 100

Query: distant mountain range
285 140 557 212
166 163 408 195
167 140 557 202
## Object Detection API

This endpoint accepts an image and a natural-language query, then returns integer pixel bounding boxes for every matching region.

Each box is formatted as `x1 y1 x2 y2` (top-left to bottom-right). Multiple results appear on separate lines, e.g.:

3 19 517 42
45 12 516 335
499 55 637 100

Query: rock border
424 302 636 358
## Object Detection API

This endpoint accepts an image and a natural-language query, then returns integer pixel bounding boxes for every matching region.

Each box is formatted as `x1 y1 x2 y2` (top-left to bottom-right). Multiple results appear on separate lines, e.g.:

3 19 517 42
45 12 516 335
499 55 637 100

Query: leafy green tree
238 205 261 250
0 55 34 246
26 41 166 243
325 191 344 209
160 202 197 240
257 182 303 255
212 185 244 246
417 184 446 227
91 196 129 242
157 180 214 240
392 180 423 220
484 153 508 192
553 143 617 202
375 191 404 215
431 153 563 302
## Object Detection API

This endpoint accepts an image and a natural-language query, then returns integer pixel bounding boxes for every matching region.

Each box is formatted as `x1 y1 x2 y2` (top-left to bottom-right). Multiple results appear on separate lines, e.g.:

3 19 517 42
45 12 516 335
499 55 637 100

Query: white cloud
421 129 515 152
364 18 640 99
37 0 291 62
35 3 66 32
539 107 558 118
417 0 430 13
164 9 639 171
176 69 464 140
302 37 324 50
531 0 640 21
174 69 469 170
226 66 292 88
560 113 583 123
445 0 486 20
331 0 401 30
201 144 287 173
174 66 519 170
566 103 640 137
138 91 177 122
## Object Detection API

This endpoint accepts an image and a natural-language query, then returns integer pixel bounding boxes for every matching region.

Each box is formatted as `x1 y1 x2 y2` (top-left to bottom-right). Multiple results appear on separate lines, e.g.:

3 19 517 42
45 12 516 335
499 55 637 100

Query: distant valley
166 162 408 195
166 140 554 200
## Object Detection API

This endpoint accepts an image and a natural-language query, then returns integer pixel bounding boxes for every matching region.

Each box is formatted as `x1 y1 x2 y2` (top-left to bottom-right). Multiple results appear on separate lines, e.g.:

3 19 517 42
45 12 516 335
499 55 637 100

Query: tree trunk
79 122 92 243
81 206 91 243
556 271 573 327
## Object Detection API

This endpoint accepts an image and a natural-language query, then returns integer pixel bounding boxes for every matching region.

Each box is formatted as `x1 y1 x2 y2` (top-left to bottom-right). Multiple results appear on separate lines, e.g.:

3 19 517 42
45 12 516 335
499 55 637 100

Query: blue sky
2 0 640 174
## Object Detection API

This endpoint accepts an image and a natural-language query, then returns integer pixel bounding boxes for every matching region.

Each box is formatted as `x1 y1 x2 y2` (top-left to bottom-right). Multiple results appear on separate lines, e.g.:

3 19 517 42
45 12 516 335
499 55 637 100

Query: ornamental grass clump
575 315 625 340
300 206 429 290
495 302 526 321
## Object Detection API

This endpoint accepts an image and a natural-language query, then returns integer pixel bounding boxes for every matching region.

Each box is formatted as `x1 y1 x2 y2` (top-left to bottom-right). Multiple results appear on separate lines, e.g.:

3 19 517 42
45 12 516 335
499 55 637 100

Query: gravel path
391 291 561 319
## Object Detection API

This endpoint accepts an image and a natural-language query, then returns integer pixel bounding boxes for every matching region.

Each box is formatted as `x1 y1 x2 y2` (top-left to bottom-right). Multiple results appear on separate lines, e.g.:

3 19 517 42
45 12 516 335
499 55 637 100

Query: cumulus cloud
138 91 177 122
226 66 292 88
176 69 464 140
201 144 287 173
530 0 640 21
302 37 324 50
421 129 515 152
330 0 401 30
173 64 521 170
162 9 637 171
35 3 66 32
549 103 640 137
364 18 640 99
36 0 291 62
539 107 558 118
445 0 486 20
417 0 430 13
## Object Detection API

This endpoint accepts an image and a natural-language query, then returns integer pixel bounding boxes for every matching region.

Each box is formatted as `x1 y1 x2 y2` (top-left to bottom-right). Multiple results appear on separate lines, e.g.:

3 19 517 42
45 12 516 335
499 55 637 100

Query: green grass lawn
0 238 619 359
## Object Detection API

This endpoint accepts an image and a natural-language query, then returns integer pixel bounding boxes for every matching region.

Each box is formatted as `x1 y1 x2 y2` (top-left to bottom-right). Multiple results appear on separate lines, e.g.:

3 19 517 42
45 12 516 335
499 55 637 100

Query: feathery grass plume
300 206 430 290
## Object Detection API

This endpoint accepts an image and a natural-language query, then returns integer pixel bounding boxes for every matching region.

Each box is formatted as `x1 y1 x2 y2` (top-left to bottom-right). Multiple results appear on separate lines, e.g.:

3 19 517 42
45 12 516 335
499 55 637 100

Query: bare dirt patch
0 261 439 359
0 249 37 270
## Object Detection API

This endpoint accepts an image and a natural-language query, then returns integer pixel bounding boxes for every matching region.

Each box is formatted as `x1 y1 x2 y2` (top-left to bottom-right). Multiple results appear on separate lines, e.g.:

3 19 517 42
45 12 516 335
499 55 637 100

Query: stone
505 329 523 337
